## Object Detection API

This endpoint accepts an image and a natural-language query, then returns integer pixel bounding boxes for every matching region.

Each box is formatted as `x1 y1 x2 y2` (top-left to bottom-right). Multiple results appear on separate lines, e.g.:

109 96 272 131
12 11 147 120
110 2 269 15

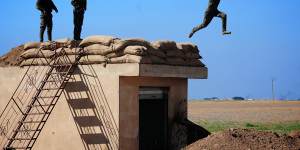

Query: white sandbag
20 49 55 59
83 44 114 55
152 40 177 50
165 49 185 58
112 38 152 51
166 57 186 66
177 43 199 53
20 58 52 66
109 54 152 64
187 59 205 67
24 42 41 50
80 35 116 47
79 55 107 65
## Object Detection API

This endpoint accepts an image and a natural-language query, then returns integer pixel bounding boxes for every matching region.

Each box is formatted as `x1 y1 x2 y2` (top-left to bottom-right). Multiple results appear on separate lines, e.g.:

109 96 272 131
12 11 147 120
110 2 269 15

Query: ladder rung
38 95 60 99
50 72 69 75
14 129 41 132
42 80 61 83
9 138 37 141
26 112 50 115
28 104 54 107
42 87 61 90
22 120 46 124
51 64 72 67
7 147 32 149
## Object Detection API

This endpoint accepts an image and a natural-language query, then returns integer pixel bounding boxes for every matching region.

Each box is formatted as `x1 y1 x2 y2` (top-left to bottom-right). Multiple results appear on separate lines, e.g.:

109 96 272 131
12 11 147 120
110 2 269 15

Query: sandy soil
188 100 300 123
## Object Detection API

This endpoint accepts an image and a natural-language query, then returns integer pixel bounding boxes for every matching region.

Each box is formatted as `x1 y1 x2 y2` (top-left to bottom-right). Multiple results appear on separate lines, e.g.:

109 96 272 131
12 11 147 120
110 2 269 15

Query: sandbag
147 48 166 58
79 35 116 47
24 42 41 50
83 44 114 55
185 52 202 59
56 48 82 55
123 46 148 56
165 49 185 58
177 43 199 53
20 49 55 59
79 55 107 65
20 58 52 66
150 55 166 64
55 38 72 48
166 57 186 66
109 54 152 64
152 40 177 50
112 38 152 51
187 59 205 67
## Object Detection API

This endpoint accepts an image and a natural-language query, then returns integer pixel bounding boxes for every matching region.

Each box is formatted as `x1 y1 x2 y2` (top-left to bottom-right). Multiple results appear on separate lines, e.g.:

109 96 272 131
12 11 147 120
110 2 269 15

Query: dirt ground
188 100 300 123
187 101 300 150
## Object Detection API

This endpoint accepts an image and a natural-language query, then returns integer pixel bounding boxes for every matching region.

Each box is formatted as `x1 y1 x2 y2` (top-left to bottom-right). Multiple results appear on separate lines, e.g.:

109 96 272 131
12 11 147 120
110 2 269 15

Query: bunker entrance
139 87 168 150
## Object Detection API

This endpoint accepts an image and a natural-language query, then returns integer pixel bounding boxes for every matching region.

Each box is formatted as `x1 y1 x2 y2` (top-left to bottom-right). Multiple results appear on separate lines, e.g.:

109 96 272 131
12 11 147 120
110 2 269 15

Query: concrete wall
0 66 120 150
119 77 187 150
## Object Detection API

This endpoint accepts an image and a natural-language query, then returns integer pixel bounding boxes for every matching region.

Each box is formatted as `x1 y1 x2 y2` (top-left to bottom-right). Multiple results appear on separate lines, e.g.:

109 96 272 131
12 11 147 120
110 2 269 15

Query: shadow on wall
63 65 119 150
170 100 210 150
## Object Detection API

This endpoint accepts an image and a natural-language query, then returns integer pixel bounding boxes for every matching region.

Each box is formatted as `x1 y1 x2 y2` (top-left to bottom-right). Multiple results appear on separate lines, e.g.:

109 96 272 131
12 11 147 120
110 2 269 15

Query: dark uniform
189 0 231 38
36 0 58 42
72 0 87 40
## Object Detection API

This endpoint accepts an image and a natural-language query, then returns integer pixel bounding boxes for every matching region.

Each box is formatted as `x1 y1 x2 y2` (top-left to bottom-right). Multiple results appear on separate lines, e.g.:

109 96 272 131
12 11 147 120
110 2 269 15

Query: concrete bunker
0 36 208 150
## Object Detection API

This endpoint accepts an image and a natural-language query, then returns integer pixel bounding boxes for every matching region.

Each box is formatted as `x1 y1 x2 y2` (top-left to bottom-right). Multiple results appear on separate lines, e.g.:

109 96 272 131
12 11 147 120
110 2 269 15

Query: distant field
188 100 300 133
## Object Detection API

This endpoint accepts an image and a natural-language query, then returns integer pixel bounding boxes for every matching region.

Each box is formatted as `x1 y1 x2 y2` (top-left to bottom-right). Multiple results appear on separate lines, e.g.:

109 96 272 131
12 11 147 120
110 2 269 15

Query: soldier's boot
218 13 231 35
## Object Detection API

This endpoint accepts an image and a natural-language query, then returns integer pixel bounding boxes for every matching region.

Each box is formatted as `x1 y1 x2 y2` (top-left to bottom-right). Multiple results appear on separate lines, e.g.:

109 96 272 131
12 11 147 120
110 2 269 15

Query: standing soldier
36 0 58 42
189 0 231 38
72 0 87 40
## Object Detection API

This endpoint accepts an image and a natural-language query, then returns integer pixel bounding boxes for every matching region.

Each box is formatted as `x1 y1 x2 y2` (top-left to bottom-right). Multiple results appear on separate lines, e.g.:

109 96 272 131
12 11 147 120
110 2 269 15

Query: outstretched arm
51 1 58 13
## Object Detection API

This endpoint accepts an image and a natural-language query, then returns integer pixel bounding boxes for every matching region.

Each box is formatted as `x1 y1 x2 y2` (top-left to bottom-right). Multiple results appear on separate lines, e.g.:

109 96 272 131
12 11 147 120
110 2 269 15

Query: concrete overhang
90 64 208 79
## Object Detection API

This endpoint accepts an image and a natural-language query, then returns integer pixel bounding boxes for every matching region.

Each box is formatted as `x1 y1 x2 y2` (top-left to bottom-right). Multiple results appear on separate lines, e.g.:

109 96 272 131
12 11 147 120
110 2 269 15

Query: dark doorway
139 87 168 150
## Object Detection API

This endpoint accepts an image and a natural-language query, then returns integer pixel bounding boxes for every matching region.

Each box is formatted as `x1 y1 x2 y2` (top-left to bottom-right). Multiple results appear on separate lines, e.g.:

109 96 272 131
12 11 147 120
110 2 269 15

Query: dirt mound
0 45 24 67
187 128 300 150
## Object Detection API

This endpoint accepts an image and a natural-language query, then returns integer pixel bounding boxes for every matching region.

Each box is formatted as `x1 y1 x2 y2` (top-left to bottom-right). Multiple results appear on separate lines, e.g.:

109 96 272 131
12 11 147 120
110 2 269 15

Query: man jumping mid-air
189 0 231 38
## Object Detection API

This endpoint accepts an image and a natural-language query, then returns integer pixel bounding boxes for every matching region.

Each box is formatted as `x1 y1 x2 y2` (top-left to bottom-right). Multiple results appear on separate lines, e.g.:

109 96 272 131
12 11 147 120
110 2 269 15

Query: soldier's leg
46 15 53 41
73 10 81 40
77 11 84 40
216 11 231 35
40 16 46 42
189 12 214 38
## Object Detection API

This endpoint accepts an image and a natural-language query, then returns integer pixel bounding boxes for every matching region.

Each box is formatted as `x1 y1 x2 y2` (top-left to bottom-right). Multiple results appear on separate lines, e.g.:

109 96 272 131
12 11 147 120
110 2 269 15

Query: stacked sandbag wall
20 36 205 67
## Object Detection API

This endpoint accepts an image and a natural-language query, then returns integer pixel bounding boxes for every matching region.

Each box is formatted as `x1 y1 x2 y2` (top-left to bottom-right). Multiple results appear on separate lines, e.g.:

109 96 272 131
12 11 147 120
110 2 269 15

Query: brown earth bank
0 45 24 67
187 128 300 150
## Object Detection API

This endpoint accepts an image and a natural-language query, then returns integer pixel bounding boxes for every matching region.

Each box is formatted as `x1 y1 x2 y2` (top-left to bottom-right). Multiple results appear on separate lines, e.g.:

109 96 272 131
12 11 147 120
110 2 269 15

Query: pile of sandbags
19 35 205 67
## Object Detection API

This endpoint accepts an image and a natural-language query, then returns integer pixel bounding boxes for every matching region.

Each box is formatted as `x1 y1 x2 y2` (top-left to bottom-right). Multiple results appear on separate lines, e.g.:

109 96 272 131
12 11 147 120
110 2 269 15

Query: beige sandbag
83 44 114 55
123 46 148 56
79 55 107 65
109 54 152 64
20 58 52 66
54 55 79 64
24 42 41 50
112 38 152 51
150 55 166 64
165 49 185 58
166 57 186 66
20 49 55 59
185 52 202 59
187 59 205 67
177 43 199 53
147 48 166 58
106 46 149 58
79 35 116 47
55 38 72 48
56 48 82 55
152 40 177 50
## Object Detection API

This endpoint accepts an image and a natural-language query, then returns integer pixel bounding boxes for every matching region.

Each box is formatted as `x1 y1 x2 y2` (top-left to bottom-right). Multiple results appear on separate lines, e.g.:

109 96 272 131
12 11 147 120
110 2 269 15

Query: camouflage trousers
73 9 85 40
40 13 53 42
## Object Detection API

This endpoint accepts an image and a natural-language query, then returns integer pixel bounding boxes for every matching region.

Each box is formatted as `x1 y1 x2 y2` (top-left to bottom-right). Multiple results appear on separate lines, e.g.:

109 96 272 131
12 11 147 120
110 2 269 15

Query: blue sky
0 0 299 100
